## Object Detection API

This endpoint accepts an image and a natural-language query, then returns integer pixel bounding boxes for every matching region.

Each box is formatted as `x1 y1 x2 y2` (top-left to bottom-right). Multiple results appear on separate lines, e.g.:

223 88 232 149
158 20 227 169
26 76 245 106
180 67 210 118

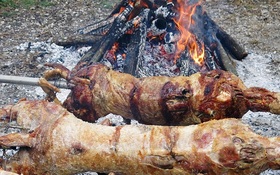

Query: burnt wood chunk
124 9 150 76
203 13 248 61
53 34 102 47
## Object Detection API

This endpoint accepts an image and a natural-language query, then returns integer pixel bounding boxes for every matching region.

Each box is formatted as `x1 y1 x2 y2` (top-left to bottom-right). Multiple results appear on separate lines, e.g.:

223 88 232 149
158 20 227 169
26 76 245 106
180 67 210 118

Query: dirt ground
0 0 279 174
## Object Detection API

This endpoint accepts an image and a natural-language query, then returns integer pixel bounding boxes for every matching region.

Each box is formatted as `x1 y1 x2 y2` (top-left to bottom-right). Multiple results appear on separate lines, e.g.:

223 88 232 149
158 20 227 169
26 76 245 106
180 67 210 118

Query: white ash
236 53 280 139
163 43 176 54
96 114 126 126
96 114 140 126
164 32 180 44
148 19 167 36
236 53 280 175
138 42 180 77
14 41 91 102
16 41 91 70
237 53 280 92
154 2 175 19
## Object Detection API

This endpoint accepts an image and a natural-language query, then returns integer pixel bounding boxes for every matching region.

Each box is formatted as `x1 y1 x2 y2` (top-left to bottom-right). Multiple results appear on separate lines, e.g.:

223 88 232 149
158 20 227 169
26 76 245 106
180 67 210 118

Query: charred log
124 9 150 75
216 40 238 75
78 16 116 36
76 3 135 68
53 34 102 47
0 100 279 175
203 12 248 61
122 31 141 75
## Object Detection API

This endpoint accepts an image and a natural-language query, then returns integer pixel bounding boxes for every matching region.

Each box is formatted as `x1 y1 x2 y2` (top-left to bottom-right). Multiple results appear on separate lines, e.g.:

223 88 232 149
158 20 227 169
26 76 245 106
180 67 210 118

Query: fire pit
57 0 247 77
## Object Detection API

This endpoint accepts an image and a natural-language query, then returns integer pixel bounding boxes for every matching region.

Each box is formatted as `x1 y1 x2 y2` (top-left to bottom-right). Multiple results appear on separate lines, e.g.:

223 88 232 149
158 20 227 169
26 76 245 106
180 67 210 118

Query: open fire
174 0 204 65
73 0 247 77
0 0 279 174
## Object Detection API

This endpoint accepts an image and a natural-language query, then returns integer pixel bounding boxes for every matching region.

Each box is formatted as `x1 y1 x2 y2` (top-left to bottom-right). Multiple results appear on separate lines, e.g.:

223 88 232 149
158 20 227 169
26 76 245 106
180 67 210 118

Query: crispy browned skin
0 100 279 175
41 63 280 125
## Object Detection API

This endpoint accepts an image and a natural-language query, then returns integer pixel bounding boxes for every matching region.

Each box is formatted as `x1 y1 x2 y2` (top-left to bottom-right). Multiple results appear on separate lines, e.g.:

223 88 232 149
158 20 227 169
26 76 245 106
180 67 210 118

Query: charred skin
0 100 280 175
44 63 280 125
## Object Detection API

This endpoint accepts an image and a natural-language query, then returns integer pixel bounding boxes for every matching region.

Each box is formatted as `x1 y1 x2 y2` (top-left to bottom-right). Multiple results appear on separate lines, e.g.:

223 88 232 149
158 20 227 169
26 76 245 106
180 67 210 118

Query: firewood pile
0 0 279 175
55 0 247 77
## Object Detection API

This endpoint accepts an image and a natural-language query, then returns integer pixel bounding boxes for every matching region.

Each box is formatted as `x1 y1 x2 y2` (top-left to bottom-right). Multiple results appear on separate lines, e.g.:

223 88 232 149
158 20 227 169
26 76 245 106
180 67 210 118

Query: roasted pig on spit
0 100 279 175
39 63 280 125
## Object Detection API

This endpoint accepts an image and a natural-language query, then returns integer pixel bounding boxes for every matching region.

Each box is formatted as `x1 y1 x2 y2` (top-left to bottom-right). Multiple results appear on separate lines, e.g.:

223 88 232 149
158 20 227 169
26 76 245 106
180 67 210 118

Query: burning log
39 63 280 125
123 9 150 75
52 34 102 47
60 0 247 77
74 1 136 71
0 100 279 175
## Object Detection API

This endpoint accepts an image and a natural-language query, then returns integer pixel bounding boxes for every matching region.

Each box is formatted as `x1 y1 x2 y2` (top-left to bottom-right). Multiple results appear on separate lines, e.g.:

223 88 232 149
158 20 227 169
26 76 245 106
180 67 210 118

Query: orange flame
174 0 205 65
106 42 119 60
113 0 141 20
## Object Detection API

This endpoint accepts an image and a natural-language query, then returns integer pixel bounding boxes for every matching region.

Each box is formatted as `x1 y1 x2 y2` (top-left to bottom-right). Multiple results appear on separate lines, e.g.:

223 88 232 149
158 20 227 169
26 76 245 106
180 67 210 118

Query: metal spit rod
0 75 70 89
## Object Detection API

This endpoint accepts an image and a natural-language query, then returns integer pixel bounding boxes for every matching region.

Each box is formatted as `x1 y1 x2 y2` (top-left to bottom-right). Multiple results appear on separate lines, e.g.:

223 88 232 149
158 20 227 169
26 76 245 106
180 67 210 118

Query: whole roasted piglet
40 63 280 125
0 100 279 175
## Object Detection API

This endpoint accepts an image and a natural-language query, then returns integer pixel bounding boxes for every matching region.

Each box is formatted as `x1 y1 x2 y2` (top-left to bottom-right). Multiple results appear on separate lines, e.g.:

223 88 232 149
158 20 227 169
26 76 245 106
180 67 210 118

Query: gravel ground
0 0 279 174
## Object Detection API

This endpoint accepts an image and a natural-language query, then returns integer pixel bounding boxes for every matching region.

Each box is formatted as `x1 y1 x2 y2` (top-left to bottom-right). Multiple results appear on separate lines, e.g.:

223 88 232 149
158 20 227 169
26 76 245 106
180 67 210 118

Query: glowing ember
105 42 119 61
174 0 205 65
113 0 139 20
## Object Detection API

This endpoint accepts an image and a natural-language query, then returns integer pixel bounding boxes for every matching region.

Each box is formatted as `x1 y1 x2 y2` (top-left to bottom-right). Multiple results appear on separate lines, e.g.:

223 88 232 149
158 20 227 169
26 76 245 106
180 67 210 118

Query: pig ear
0 133 33 148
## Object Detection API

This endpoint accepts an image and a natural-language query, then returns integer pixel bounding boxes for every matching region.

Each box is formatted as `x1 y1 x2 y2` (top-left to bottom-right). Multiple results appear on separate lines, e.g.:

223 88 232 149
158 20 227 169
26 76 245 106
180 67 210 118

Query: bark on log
40 63 280 125
124 9 149 76
53 34 102 47
203 13 248 61
216 40 238 75
75 3 135 71
77 16 115 35
0 100 279 175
